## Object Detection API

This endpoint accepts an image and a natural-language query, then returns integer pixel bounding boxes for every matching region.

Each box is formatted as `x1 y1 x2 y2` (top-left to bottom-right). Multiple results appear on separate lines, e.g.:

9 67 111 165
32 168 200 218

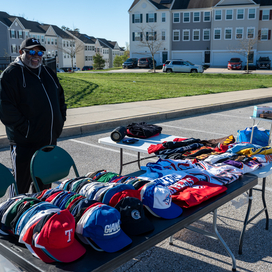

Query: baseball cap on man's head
20 38 46 51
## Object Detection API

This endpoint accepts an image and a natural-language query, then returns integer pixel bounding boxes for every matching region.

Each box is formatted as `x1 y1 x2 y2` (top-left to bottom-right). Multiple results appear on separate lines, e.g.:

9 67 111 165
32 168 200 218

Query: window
215 10 222 20
183 12 190 22
162 31 166 41
132 32 142 41
225 28 232 40
203 29 210 41
11 44 17 53
162 13 166 22
47 51 51 57
247 27 255 39
235 28 243 39
193 12 200 22
37 35 40 41
10 30 15 38
51 38 54 45
55 39 57 45
237 9 244 20
248 8 255 19
173 13 180 23
133 13 142 23
182 30 190 41
25 31 29 38
173 30 180 41
261 29 268 40
193 29 200 41
41 36 44 43
262 10 269 20
147 13 156 23
146 32 156 41
214 29 221 40
204 11 210 22
226 10 233 20
63 41 65 47
18 30 23 39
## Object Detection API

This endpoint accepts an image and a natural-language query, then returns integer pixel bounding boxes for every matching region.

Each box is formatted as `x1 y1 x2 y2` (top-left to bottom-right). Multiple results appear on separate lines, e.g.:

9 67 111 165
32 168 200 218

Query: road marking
159 124 226 136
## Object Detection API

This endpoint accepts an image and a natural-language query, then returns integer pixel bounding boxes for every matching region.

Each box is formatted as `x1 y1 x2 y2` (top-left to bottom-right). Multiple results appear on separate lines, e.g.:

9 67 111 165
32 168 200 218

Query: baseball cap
33 209 86 263
20 38 46 51
140 182 183 219
102 184 135 204
76 204 132 253
108 189 141 207
115 197 154 236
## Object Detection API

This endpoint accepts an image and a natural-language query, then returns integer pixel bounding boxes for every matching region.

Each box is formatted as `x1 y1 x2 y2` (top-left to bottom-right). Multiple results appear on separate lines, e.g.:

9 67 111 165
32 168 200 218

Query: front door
162 52 168 64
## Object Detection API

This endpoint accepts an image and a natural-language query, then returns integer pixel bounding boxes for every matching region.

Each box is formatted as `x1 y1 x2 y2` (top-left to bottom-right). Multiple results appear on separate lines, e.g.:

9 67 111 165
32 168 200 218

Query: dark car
60 67 72 72
227 58 243 70
138 57 156 68
256 57 271 69
82 66 93 71
122 58 138 69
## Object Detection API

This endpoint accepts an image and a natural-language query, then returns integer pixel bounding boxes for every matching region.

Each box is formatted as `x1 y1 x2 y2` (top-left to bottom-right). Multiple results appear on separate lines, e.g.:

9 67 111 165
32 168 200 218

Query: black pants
10 144 52 195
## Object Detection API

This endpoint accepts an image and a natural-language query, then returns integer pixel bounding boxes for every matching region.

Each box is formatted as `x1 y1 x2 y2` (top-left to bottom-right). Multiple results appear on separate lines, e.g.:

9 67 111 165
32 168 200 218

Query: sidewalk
0 87 272 148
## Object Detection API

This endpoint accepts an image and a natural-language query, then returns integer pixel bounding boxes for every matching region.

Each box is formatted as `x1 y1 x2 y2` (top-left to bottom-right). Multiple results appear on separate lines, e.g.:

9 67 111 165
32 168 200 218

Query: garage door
172 51 203 65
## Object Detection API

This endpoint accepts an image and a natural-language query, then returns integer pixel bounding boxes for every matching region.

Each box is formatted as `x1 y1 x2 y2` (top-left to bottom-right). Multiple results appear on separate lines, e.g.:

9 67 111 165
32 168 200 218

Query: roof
172 0 221 9
69 30 96 44
129 0 173 11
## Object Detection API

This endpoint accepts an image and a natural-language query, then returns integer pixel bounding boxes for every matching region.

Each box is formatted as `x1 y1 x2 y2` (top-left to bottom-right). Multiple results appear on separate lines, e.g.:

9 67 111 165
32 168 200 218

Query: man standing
0 38 67 195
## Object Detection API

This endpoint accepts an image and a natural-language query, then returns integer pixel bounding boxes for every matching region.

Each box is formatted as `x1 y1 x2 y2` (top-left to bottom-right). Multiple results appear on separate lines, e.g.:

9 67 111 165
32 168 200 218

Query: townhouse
129 0 272 67
0 11 124 70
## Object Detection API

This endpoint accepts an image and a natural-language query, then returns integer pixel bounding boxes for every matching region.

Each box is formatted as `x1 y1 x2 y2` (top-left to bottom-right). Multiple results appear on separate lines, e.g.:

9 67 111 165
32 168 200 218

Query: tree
93 53 105 70
113 55 123 67
229 36 259 74
136 25 164 72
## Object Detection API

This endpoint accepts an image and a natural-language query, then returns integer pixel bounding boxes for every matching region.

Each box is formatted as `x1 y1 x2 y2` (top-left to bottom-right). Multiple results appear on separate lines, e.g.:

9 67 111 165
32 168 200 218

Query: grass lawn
57 72 272 109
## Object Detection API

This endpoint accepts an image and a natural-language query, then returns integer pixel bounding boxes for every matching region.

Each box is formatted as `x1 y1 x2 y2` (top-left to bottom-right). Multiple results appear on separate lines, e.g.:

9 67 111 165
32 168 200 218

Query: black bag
126 122 162 139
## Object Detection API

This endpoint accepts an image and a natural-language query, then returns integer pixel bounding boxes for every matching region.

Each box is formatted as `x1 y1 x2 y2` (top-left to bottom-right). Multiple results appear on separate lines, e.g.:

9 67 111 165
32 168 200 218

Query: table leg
119 148 123 175
238 189 253 255
138 152 141 170
261 178 269 230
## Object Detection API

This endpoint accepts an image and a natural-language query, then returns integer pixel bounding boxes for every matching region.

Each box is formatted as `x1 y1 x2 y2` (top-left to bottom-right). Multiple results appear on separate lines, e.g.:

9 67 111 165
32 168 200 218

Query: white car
162 60 204 73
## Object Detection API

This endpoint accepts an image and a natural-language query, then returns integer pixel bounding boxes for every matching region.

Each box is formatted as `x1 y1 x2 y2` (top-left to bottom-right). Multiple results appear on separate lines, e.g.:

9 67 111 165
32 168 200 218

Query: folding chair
0 163 18 197
30 145 80 192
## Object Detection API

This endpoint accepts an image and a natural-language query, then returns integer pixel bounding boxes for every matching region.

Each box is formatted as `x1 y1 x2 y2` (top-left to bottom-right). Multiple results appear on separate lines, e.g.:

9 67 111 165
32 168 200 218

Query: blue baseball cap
76 204 132 252
140 182 183 219
102 184 135 204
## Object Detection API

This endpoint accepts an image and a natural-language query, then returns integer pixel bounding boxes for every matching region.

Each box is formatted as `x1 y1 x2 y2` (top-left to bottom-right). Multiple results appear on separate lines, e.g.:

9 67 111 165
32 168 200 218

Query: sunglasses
24 50 44 57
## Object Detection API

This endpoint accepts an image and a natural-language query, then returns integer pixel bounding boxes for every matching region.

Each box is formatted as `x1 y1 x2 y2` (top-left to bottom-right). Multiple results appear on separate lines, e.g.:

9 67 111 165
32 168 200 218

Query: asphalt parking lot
0 102 272 272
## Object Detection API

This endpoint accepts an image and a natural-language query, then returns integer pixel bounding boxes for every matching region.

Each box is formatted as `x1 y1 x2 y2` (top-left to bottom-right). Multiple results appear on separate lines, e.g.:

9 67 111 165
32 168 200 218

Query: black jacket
0 57 67 146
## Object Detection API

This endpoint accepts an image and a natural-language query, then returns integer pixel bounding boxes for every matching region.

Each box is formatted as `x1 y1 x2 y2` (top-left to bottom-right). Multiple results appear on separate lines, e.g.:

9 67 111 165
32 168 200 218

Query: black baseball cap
20 38 46 51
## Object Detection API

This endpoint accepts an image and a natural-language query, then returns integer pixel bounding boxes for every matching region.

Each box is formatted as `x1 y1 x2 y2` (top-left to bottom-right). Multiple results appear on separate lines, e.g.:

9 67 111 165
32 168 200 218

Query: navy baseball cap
20 38 46 51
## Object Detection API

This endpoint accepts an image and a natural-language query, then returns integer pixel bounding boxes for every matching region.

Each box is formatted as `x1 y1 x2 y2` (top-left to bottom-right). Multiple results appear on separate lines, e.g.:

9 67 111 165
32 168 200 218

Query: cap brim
23 45 46 51
91 229 132 253
76 233 104 252
27 244 55 263
144 202 183 219
35 238 86 263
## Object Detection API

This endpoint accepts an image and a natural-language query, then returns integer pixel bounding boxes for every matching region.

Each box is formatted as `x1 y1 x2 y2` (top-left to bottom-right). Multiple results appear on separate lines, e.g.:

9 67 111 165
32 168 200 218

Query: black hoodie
0 57 67 146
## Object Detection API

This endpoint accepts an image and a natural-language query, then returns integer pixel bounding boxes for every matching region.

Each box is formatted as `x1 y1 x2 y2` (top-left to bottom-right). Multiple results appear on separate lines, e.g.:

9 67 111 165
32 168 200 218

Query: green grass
57 72 272 109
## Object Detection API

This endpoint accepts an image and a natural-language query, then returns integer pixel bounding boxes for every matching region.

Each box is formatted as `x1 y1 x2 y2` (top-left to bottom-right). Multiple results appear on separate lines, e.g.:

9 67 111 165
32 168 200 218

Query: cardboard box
253 106 272 117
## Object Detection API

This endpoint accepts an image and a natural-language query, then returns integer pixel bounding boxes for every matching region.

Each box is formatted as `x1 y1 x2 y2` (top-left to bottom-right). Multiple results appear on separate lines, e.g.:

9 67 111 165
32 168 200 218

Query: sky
1 0 133 48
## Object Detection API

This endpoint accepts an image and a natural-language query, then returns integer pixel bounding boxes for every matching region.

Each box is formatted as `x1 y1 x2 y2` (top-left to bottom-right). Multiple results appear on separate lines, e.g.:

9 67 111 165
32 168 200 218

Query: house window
18 30 23 39
11 30 15 38
237 9 244 20
37 35 40 41
247 27 255 38
162 13 166 22
248 8 255 19
225 28 232 40
193 12 200 22
261 29 268 40
173 13 180 23
11 44 17 53
63 41 65 47
162 31 166 41
193 29 200 41
214 29 221 40
204 11 210 21
173 30 180 41
226 10 233 20
133 13 142 23
51 38 54 45
203 29 210 41
132 32 142 41
25 31 29 38
147 13 156 23
262 10 269 20
41 36 44 43
236 28 243 39
55 39 57 45
146 32 156 41
183 30 190 41
215 10 222 20
183 12 190 22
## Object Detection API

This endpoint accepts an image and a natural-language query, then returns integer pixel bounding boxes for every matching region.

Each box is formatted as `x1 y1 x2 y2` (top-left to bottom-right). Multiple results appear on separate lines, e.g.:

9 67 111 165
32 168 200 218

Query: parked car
227 58 243 70
82 66 93 71
162 60 204 73
138 57 156 68
73 67 81 71
60 67 72 72
256 57 271 69
57 68 65 73
122 58 138 69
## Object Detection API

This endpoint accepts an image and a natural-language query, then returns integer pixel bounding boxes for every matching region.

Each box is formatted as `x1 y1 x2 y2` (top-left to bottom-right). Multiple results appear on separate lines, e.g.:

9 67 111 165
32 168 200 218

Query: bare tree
136 25 164 73
229 36 259 73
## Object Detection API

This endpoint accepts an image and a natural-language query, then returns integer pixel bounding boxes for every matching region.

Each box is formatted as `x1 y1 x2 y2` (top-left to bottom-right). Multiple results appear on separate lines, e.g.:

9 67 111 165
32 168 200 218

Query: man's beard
21 53 42 69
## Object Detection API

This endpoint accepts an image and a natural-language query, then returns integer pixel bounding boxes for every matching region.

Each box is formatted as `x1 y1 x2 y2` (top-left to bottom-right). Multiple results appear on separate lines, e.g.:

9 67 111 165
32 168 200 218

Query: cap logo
104 220 120 236
32 39 39 44
131 210 141 220
65 229 73 242
163 193 171 206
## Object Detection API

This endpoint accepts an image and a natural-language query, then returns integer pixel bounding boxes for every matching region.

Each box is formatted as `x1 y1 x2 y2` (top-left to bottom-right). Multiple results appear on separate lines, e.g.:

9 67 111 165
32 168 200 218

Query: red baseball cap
108 189 141 207
33 209 86 263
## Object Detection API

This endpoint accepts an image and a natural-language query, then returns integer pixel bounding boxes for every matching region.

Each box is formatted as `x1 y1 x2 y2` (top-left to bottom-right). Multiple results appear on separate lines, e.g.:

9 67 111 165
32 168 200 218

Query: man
0 38 67 195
